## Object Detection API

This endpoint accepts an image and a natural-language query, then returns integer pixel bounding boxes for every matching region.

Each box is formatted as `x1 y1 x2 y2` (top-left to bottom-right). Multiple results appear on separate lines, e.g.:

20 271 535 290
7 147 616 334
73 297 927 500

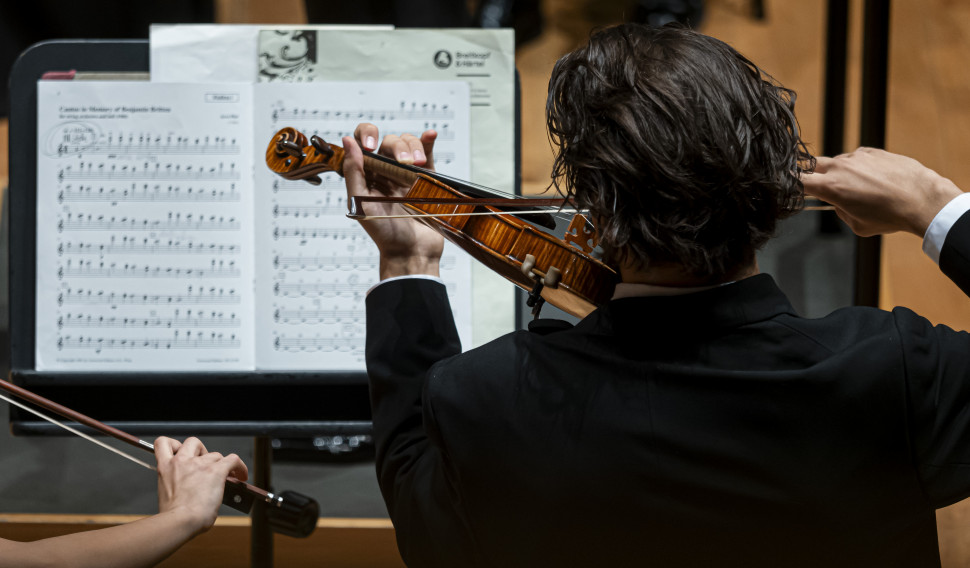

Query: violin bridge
563 214 598 254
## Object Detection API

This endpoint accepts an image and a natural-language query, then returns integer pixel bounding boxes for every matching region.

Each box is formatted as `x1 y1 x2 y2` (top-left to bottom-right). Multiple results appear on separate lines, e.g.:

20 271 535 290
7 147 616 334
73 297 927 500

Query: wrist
913 176 963 236
379 255 441 279
161 506 213 538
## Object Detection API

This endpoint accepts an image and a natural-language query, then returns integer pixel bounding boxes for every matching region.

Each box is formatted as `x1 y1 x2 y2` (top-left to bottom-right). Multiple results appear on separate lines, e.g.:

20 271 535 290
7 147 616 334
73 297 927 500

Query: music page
253 81 472 370
35 81 255 371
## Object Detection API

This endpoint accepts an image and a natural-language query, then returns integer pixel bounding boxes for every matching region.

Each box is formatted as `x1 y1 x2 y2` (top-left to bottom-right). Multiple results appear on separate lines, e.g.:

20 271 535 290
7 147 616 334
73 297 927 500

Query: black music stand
7 39 373 568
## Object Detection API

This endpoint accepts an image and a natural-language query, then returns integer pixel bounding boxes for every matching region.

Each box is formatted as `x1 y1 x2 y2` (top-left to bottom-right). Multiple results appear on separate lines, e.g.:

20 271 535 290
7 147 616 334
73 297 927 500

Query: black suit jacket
365 211 970 568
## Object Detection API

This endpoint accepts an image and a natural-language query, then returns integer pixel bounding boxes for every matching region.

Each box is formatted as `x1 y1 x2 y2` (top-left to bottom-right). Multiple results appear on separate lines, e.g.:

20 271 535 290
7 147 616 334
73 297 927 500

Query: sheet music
253 82 473 370
36 82 255 371
150 26 519 347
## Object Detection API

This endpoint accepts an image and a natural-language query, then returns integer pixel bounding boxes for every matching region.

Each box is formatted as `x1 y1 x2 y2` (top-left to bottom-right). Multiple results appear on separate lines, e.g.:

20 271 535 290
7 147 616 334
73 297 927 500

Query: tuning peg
310 135 334 159
277 140 306 159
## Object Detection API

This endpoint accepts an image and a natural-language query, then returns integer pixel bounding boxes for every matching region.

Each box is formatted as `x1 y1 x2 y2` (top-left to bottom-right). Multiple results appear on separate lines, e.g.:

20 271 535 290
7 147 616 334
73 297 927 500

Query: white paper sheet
151 26 519 346
150 24 393 83
34 79 474 372
253 81 473 369
36 81 256 371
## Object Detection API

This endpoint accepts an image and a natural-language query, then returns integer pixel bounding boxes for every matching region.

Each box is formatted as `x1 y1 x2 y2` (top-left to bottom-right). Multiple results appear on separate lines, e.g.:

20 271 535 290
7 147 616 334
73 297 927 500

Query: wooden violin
0 378 318 538
265 127 618 319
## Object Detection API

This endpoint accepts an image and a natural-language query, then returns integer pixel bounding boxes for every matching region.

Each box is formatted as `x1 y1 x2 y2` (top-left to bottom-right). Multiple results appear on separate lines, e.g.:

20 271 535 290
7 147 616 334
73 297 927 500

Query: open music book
35 80 473 372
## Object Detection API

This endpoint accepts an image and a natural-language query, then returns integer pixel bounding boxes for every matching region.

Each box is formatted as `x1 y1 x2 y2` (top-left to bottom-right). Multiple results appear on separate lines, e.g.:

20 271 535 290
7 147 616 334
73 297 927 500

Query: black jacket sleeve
365 278 479 566
905 210 970 506
939 208 970 297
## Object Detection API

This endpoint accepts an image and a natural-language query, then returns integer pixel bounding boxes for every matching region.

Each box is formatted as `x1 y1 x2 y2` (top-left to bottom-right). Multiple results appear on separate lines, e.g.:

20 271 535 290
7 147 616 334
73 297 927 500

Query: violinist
343 24 970 567
0 437 247 568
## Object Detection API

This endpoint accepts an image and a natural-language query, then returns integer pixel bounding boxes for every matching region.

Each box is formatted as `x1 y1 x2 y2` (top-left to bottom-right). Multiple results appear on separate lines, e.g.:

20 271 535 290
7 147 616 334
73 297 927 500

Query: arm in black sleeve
939 209 970 297
905 210 970 506
365 278 478 566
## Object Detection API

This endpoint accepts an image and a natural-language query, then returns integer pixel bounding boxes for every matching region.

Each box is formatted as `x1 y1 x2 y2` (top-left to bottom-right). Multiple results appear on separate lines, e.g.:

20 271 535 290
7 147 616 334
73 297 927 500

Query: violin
265 127 618 319
0 377 318 538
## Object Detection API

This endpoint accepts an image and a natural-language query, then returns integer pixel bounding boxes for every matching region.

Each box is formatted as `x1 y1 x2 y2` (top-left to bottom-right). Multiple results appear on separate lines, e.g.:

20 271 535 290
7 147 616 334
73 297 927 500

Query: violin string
359 208 586 220
360 204 834 221
0 392 156 471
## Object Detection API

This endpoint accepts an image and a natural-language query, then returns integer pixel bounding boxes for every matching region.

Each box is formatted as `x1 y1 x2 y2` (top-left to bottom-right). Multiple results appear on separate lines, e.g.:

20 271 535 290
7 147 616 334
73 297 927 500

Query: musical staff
272 255 376 271
273 204 348 218
273 335 361 353
58 161 240 182
59 238 239 256
59 333 241 354
59 260 239 279
274 307 364 324
59 310 240 329
271 101 454 123
59 184 242 203
58 287 241 306
59 213 240 232
273 178 345 193
273 226 367 241
57 133 239 157
273 280 364 299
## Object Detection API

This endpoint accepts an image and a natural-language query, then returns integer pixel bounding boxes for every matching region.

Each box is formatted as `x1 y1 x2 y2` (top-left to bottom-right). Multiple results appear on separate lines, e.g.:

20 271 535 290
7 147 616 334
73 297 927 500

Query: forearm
379 253 441 280
365 279 460 483
0 510 203 568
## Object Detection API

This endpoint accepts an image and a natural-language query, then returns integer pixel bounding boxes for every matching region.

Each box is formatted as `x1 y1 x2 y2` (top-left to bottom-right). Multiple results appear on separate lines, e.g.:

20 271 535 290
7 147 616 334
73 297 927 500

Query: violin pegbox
265 127 345 185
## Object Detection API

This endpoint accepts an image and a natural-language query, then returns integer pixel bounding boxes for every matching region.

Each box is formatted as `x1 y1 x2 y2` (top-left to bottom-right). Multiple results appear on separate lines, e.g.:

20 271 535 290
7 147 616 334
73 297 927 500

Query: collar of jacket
577 273 798 337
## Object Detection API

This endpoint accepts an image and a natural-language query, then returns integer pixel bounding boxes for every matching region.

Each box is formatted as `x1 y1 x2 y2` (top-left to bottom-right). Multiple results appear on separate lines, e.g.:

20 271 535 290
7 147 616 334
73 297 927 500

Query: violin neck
361 151 422 187
359 149 507 200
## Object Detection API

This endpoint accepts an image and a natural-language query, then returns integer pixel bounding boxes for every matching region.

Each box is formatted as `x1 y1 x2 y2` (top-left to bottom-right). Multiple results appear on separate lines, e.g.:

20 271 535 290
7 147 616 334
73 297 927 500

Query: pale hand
342 123 445 279
801 147 962 237
154 436 249 536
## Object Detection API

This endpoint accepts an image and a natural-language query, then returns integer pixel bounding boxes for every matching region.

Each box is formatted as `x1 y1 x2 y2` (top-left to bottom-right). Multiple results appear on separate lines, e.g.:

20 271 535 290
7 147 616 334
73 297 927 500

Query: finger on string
420 130 437 170
342 136 368 200
354 123 379 152
381 134 415 165
401 133 428 167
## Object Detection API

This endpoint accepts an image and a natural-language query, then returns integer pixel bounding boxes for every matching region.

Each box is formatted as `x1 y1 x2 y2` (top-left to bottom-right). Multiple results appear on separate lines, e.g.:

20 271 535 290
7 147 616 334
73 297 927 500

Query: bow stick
0 377 319 537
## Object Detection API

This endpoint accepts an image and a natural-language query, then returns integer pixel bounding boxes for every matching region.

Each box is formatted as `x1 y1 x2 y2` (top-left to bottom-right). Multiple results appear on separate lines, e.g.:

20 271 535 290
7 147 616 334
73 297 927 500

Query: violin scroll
266 127 344 185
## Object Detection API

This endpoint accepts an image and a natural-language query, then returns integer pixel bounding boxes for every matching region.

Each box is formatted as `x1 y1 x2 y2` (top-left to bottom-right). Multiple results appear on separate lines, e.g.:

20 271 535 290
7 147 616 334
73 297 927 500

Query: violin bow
0 377 319 537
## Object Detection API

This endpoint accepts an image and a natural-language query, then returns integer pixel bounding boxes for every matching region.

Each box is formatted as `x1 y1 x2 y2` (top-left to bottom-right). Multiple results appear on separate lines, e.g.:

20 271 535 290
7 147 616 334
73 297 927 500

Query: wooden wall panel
0 515 405 568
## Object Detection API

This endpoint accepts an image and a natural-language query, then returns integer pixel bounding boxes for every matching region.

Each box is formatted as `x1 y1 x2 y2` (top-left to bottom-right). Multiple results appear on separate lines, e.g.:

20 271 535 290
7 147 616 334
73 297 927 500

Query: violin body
266 127 618 318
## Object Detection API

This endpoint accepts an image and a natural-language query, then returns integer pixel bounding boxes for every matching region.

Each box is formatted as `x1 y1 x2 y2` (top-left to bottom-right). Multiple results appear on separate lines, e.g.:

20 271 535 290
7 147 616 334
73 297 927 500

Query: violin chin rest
266 490 320 538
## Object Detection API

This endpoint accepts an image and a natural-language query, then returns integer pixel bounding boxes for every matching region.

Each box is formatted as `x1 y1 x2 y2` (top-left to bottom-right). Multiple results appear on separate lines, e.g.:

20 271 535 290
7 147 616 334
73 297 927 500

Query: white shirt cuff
923 193 970 264
366 274 446 296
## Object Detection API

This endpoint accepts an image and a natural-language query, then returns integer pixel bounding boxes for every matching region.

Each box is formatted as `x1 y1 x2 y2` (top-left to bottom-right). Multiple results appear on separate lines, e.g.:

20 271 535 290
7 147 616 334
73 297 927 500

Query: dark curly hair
546 24 813 280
